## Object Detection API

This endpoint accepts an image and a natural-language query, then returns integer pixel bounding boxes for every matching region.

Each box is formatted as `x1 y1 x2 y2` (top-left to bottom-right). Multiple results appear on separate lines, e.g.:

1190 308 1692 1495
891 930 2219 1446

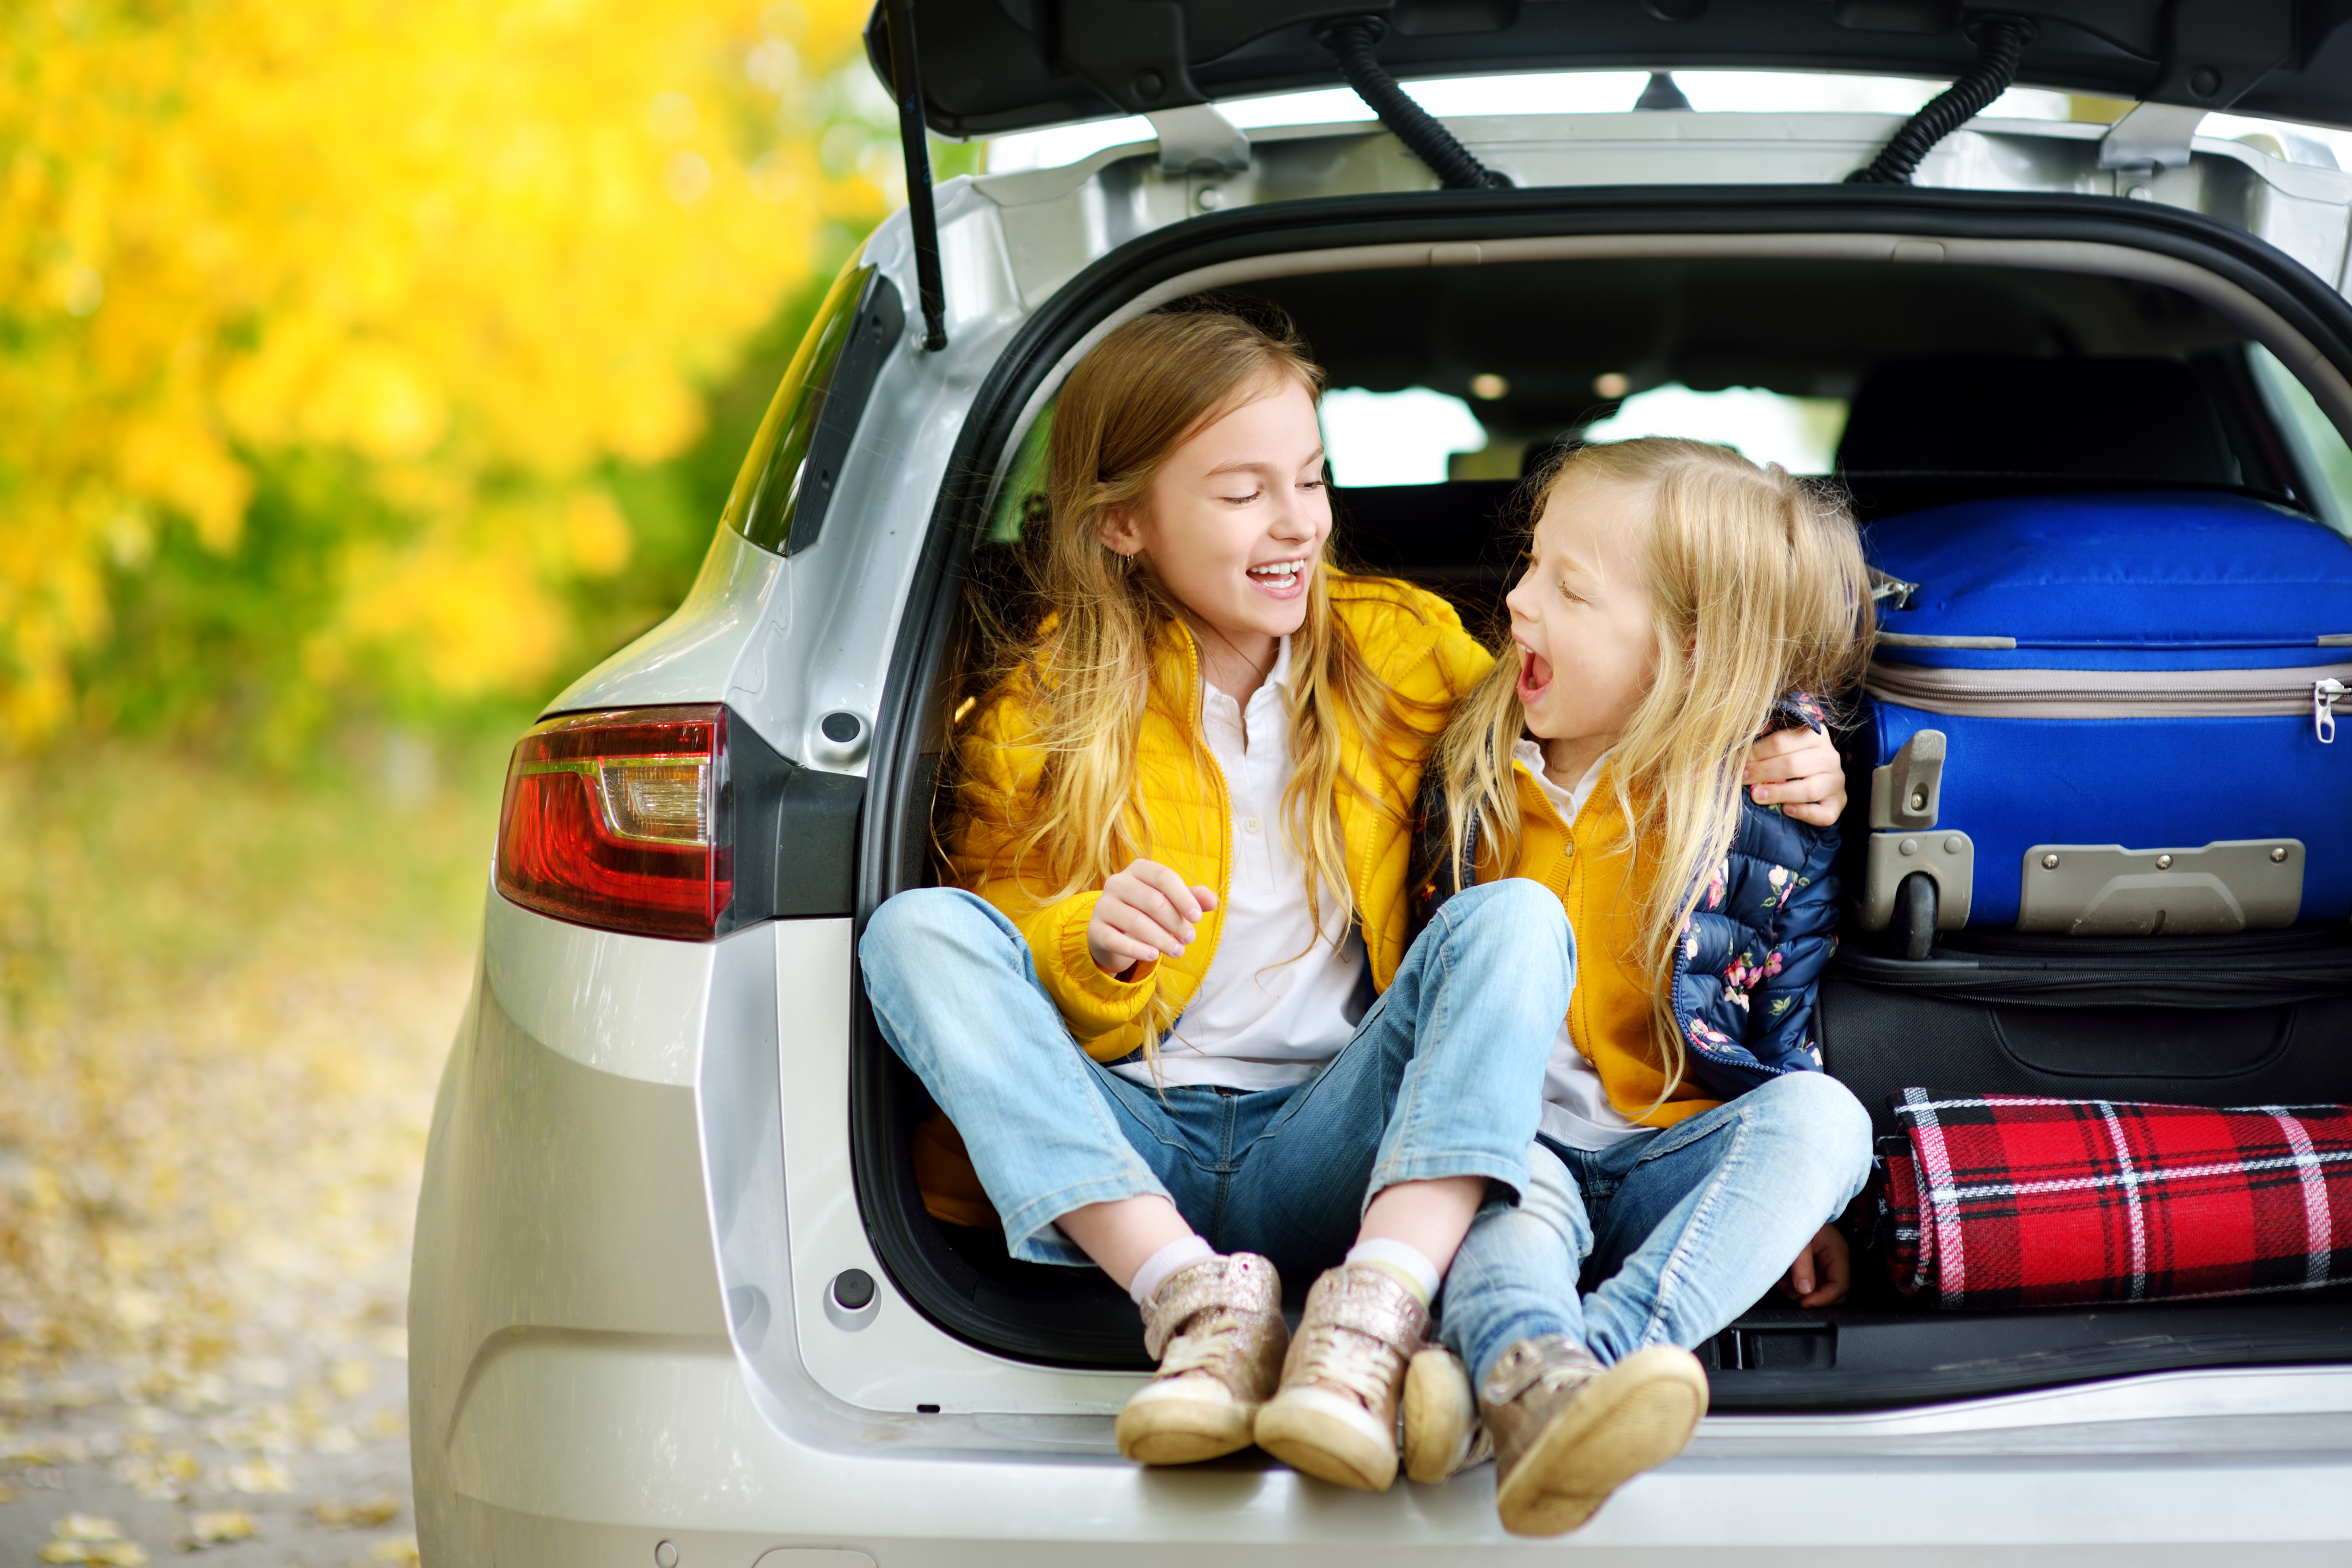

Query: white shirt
1112 639 1369 1089
1513 738 1647 1151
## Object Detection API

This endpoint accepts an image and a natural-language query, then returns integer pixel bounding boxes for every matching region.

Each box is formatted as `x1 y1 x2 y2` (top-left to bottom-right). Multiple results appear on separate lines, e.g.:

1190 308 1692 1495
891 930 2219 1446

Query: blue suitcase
1855 491 2352 953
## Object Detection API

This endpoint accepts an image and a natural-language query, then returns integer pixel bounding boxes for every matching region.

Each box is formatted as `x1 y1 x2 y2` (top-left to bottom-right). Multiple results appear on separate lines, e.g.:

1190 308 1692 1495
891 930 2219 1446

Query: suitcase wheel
1893 872 1939 961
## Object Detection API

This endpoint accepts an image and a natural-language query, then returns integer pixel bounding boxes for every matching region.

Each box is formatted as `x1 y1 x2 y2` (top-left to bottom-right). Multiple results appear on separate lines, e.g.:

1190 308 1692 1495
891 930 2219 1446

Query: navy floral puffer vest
1413 697 1842 1102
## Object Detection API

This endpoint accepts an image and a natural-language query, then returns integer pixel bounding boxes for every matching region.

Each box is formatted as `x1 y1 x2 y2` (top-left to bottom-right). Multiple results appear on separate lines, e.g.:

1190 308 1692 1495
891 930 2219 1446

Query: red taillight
495 705 732 940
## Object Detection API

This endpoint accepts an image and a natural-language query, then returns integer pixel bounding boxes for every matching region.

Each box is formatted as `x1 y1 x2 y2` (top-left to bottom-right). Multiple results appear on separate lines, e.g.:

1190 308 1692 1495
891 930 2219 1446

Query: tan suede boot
1114 1253 1288 1466
1400 1344 1492 1484
1481 1337 1709 1536
1252 1263 1429 1491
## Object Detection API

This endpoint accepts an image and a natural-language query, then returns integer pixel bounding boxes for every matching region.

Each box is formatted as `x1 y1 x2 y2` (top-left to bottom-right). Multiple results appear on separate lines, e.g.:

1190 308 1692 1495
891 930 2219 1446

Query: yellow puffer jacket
1481 764 1719 1130
949 573 1493 1063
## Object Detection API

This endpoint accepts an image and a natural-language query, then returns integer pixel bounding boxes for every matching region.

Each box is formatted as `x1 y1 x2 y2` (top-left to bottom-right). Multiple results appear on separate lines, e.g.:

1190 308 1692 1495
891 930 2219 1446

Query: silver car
411 3 2352 1561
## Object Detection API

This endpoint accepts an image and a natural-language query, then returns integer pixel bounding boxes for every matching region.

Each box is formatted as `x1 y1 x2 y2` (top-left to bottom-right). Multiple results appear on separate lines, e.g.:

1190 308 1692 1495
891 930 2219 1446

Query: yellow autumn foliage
0 0 892 746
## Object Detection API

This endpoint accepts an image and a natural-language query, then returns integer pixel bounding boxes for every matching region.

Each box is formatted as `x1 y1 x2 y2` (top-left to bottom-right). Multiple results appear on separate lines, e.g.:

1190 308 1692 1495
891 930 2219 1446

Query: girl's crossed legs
1438 1070 1874 1386
858 876 1572 1280
861 877 1572 1485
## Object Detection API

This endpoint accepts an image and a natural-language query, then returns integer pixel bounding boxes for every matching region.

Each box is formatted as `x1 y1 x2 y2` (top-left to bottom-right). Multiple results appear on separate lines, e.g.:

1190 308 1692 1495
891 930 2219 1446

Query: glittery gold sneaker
1251 1263 1429 1491
1401 1344 1492 1484
1114 1253 1288 1466
1481 1337 1709 1536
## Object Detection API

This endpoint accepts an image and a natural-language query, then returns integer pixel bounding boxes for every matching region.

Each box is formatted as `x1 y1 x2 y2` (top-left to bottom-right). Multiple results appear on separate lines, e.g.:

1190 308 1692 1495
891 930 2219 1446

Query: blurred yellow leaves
39 1516 148 1566
313 1493 403 1528
341 535 566 700
223 1455 295 1493
183 1510 258 1549
0 0 889 745
118 421 252 554
326 1359 375 1401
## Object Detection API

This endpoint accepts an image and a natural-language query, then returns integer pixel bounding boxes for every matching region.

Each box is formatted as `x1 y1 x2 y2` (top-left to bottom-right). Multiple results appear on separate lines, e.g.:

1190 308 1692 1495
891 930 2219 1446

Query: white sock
1128 1234 1217 1307
1347 1238 1442 1306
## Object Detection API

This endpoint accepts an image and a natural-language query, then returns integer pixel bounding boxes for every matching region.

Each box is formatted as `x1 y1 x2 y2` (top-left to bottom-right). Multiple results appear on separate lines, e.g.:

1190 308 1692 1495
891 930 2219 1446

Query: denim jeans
1438 1071 1874 1386
859 879 1571 1272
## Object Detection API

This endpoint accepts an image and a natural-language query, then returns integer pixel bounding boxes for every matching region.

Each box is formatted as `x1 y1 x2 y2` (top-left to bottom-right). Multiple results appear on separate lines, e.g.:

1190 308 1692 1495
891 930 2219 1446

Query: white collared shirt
1111 638 1369 1089
1512 738 1646 1150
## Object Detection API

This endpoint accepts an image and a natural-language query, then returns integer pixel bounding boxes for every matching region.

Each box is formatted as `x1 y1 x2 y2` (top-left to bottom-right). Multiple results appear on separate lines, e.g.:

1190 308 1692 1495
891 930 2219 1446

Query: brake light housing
494 701 867 941
496 706 736 940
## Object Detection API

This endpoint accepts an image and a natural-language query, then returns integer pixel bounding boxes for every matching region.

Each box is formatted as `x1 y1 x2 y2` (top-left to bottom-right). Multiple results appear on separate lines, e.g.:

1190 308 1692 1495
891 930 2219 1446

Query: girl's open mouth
1516 644 1553 704
1247 558 1309 600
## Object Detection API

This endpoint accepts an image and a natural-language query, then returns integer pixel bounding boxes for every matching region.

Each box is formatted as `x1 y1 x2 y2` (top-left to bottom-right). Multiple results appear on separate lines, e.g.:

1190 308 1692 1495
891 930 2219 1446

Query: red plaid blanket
1876 1089 2352 1309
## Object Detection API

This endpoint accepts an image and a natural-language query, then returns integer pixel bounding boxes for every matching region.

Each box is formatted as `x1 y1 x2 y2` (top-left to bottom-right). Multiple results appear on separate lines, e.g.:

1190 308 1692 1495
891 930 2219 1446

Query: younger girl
1402 438 1878 1535
858 309 1851 1492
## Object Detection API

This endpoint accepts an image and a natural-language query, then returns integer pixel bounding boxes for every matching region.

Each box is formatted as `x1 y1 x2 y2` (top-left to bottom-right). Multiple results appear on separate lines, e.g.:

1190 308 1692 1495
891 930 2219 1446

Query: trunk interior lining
856 204 2352 1402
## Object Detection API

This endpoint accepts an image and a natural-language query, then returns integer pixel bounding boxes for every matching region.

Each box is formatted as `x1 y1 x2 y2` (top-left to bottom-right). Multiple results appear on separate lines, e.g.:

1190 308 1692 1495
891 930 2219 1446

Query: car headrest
1836 357 2237 483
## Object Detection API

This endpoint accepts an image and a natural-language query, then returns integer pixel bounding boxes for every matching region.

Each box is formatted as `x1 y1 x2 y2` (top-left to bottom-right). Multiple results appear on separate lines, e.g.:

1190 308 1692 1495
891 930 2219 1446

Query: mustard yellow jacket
1481 764 1720 1130
948 573 1493 1062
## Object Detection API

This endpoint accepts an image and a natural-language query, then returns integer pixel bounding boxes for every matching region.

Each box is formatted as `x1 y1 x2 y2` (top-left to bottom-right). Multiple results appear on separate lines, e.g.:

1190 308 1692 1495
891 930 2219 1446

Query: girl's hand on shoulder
1087 860 1221 979
1742 727 1848 828
1776 1222 1851 1308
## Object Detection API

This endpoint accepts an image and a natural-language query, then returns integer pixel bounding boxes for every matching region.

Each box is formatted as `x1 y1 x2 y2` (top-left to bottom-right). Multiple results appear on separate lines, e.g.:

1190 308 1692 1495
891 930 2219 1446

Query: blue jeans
859 880 1572 1271
1439 1071 1873 1386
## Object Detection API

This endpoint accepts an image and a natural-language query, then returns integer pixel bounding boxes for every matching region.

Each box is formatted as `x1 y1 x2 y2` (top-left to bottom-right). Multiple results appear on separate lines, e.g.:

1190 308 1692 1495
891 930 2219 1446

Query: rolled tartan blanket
1875 1088 2352 1309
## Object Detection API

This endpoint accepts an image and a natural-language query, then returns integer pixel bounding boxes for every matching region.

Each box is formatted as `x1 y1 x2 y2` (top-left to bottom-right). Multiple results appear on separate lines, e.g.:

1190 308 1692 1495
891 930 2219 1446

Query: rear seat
1338 356 2263 617
1840 356 2239 479
1836 354 2262 520
1335 478 1524 629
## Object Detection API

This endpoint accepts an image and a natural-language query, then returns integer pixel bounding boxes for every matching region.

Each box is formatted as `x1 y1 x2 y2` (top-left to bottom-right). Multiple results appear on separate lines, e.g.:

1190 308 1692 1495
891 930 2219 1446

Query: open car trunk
854 181 2352 1412
877 0 2352 139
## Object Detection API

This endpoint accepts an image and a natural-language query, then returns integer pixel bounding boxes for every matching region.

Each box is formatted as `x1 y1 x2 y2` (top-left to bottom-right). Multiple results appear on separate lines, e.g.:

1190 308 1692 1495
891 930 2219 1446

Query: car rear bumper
415 898 2352 1563
436 1328 2352 1563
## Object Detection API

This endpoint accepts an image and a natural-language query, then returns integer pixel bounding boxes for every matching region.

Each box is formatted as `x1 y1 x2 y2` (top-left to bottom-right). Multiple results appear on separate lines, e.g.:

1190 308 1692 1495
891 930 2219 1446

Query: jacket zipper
1867 661 2352 740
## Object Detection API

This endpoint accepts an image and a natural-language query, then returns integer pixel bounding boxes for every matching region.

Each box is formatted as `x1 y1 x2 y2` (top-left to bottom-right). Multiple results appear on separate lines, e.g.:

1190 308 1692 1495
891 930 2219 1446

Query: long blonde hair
1432 438 1873 1099
965 303 1427 1031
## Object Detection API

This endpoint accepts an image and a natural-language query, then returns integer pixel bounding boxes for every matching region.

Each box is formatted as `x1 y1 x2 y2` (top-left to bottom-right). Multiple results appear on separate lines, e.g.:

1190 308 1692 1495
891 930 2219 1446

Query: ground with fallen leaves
0 737 504 1566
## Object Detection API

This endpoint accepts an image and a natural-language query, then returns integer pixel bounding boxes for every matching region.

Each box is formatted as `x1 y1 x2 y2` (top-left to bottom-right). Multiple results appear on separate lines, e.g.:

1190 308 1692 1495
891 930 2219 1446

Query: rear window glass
989 374 1852 541
2249 344 2352 534
1322 387 1490 486
988 408 1052 543
1585 383 1848 474
723 261 879 554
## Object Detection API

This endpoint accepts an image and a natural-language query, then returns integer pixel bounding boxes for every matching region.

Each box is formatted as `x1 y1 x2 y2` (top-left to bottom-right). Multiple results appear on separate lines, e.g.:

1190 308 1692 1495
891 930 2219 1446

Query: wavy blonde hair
966 303 1428 1042
1432 438 1873 1102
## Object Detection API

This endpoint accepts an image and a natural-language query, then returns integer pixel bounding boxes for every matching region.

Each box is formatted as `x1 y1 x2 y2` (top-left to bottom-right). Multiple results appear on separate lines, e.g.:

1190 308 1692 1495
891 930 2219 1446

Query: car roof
869 0 2352 139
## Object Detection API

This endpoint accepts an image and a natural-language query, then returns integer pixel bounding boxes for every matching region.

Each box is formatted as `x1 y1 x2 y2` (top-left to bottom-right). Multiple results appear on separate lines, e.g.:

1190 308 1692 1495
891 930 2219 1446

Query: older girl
1401 438 1878 1535
858 310 1849 1491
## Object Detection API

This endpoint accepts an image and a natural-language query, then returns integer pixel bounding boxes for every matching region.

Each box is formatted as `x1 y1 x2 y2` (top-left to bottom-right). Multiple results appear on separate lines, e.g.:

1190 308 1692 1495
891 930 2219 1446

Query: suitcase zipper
1866 661 2352 735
